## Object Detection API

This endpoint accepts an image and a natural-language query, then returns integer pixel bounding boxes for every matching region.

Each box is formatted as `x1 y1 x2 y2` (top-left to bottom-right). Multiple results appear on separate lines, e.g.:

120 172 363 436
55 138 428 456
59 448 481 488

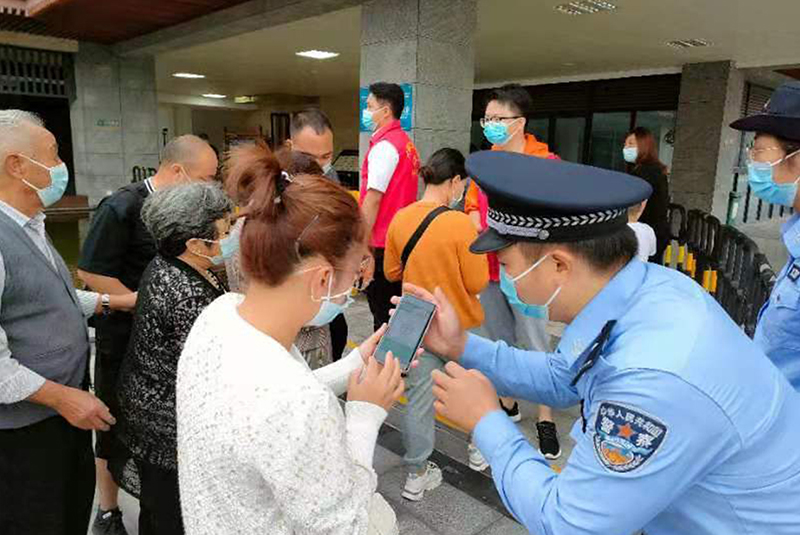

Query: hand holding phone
347 353 405 411
375 294 437 372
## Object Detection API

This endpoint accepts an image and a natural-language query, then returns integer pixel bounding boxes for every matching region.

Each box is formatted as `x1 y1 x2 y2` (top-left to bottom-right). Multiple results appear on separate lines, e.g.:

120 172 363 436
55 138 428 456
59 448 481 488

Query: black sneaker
537 420 562 460
500 400 522 423
92 508 129 535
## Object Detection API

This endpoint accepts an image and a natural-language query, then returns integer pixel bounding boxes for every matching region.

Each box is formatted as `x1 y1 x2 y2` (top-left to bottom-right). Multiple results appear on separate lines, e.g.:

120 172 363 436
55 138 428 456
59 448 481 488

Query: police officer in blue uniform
731 81 800 390
403 151 800 534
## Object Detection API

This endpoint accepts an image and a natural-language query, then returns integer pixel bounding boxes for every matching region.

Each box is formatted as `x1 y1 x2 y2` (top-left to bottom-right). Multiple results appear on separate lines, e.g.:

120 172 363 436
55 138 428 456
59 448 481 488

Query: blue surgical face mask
198 227 240 266
363 106 385 131
306 272 354 327
483 122 512 146
499 254 562 320
748 149 800 207
20 155 69 208
623 147 638 164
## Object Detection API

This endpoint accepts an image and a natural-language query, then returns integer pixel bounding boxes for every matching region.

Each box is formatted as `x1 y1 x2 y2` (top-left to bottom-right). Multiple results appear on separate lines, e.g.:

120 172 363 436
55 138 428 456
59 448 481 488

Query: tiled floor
88 296 580 534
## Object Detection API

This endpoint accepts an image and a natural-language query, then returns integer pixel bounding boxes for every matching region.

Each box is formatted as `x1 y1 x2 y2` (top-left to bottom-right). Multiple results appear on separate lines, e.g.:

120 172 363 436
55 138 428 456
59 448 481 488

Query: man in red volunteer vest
360 82 420 330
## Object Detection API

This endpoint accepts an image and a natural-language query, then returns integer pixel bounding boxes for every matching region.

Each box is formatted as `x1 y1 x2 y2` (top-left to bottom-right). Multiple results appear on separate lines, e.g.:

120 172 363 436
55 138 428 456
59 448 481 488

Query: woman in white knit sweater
176 143 405 535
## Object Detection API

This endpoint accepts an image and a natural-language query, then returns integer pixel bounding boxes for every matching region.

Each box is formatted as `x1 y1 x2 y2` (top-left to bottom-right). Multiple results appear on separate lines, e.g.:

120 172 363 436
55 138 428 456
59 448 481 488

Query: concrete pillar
359 0 476 172
670 61 745 220
70 43 160 206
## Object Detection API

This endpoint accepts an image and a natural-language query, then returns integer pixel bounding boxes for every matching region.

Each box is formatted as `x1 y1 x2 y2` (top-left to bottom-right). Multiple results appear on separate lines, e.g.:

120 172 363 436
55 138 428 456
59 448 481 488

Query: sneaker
500 400 522 423
537 420 562 460
468 443 489 472
402 461 443 501
92 508 129 535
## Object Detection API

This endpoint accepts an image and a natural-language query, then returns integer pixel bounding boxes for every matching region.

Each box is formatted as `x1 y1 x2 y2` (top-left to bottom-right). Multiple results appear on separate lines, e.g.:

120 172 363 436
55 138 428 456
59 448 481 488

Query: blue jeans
402 350 446 473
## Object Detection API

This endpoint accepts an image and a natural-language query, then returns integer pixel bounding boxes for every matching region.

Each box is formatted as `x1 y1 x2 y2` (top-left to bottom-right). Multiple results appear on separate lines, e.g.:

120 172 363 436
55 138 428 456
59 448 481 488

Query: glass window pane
554 117 586 163
635 111 677 172
588 112 631 172
526 118 549 144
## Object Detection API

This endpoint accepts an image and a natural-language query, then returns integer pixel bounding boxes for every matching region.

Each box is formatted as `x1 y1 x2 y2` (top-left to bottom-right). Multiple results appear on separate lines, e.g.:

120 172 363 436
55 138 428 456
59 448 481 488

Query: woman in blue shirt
731 81 800 390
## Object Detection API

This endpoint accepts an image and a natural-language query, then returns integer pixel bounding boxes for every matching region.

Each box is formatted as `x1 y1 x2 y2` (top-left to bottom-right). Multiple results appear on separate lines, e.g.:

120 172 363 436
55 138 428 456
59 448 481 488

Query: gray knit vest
0 209 90 429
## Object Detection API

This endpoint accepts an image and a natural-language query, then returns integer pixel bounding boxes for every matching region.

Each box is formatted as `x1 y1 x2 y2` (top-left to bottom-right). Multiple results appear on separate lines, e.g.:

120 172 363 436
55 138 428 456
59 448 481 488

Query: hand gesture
56 387 116 431
432 362 501 432
392 284 467 360
347 353 405 411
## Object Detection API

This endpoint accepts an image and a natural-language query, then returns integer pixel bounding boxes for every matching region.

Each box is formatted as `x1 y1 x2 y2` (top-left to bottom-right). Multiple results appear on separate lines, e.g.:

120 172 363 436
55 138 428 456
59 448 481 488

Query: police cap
466 151 653 254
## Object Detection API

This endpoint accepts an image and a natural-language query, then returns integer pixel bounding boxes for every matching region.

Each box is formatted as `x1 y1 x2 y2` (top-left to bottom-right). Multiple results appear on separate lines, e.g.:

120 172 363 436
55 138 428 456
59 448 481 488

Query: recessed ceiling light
296 50 340 60
202 93 227 99
172 72 205 79
666 39 713 50
555 1 617 16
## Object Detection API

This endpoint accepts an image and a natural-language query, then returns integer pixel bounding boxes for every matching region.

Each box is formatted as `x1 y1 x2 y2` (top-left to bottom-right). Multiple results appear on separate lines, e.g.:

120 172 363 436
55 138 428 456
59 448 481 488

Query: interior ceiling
155 0 800 101
30 0 254 44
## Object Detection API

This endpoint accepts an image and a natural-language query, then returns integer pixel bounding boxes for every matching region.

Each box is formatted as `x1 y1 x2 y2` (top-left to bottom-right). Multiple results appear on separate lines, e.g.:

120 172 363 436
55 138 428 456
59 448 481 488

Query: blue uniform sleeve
473 369 740 534
461 334 580 409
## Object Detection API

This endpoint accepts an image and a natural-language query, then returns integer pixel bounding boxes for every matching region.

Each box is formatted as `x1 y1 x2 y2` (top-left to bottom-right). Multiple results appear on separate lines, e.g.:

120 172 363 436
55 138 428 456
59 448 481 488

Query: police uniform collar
465 151 652 253
557 259 646 370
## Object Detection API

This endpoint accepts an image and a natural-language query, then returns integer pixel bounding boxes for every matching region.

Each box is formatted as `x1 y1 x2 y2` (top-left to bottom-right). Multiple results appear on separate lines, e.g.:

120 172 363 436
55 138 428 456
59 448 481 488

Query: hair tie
275 171 294 204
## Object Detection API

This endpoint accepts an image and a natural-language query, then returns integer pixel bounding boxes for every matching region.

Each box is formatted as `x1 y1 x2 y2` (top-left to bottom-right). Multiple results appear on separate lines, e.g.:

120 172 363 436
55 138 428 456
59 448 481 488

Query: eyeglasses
746 145 783 162
480 116 523 128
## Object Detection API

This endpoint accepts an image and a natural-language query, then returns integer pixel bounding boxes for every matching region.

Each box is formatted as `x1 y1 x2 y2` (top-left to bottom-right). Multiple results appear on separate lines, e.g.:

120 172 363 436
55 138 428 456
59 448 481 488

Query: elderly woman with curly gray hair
109 181 236 535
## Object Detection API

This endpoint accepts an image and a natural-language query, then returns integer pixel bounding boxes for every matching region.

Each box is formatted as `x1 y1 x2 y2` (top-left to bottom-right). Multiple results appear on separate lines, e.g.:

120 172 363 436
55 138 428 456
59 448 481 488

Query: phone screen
375 295 436 370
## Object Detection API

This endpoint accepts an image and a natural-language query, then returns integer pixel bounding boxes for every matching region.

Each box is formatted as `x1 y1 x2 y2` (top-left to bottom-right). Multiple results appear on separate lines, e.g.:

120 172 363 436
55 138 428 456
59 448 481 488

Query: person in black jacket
623 127 670 262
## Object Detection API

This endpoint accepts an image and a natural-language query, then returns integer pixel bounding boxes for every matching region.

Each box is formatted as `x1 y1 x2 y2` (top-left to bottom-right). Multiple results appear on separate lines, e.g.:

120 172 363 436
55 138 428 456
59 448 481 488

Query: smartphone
375 294 436 372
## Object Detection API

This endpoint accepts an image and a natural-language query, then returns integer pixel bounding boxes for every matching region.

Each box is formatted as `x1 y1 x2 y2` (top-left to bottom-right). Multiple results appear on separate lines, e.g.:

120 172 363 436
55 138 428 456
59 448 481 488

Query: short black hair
520 225 638 272
290 108 333 138
369 82 404 119
419 148 466 186
486 83 532 117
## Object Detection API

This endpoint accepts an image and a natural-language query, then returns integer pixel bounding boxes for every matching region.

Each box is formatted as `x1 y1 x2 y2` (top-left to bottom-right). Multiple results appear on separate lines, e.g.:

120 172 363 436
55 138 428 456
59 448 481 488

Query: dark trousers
0 416 95 535
330 312 349 362
94 315 133 459
365 248 403 332
137 460 184 535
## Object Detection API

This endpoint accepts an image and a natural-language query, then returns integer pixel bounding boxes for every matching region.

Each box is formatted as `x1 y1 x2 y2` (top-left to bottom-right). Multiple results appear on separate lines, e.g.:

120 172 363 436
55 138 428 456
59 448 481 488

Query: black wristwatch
101 294 111 315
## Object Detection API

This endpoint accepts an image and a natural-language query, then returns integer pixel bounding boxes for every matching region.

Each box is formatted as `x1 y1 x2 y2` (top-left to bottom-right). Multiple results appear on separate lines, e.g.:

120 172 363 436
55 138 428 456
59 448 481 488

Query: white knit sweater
177 293 397 535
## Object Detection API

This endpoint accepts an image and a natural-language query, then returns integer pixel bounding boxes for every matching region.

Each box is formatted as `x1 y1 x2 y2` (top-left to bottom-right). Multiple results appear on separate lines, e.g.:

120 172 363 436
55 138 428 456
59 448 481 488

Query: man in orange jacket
465 84 563 465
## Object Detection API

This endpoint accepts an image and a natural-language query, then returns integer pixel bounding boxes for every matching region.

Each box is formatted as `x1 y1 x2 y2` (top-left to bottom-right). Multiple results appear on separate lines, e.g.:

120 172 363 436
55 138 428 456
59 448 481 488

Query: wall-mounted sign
359 83 413 132
96 118 121 128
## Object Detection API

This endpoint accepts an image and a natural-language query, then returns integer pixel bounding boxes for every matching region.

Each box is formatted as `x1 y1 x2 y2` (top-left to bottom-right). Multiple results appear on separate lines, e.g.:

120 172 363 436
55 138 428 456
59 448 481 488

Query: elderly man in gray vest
0 110 136 535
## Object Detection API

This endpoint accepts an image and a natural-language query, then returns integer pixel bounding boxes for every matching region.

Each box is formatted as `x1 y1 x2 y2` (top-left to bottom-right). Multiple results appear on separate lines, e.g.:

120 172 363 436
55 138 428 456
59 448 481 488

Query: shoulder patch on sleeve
593 401 667 474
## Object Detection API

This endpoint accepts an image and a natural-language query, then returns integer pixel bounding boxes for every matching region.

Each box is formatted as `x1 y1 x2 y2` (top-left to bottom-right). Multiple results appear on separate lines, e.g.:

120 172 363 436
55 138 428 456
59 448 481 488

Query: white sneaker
468 444 489 472
402 462 443 501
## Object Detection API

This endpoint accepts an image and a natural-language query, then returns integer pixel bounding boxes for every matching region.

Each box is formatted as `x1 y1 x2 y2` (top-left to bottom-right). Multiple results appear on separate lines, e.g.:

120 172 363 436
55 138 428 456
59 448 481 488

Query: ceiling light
555 1 617 16
666 39 713 50
296 50 340 60
172 72 205 79
235 95 257 104
202 93 227 99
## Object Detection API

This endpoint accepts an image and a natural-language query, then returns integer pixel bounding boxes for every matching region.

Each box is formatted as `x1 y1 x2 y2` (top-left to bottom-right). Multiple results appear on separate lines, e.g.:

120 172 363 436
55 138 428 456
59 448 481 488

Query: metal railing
664 203 776 337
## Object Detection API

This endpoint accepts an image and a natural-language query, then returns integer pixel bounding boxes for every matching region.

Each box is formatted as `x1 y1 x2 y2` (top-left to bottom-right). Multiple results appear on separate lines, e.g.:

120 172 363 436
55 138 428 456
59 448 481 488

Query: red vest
360 120 420 248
